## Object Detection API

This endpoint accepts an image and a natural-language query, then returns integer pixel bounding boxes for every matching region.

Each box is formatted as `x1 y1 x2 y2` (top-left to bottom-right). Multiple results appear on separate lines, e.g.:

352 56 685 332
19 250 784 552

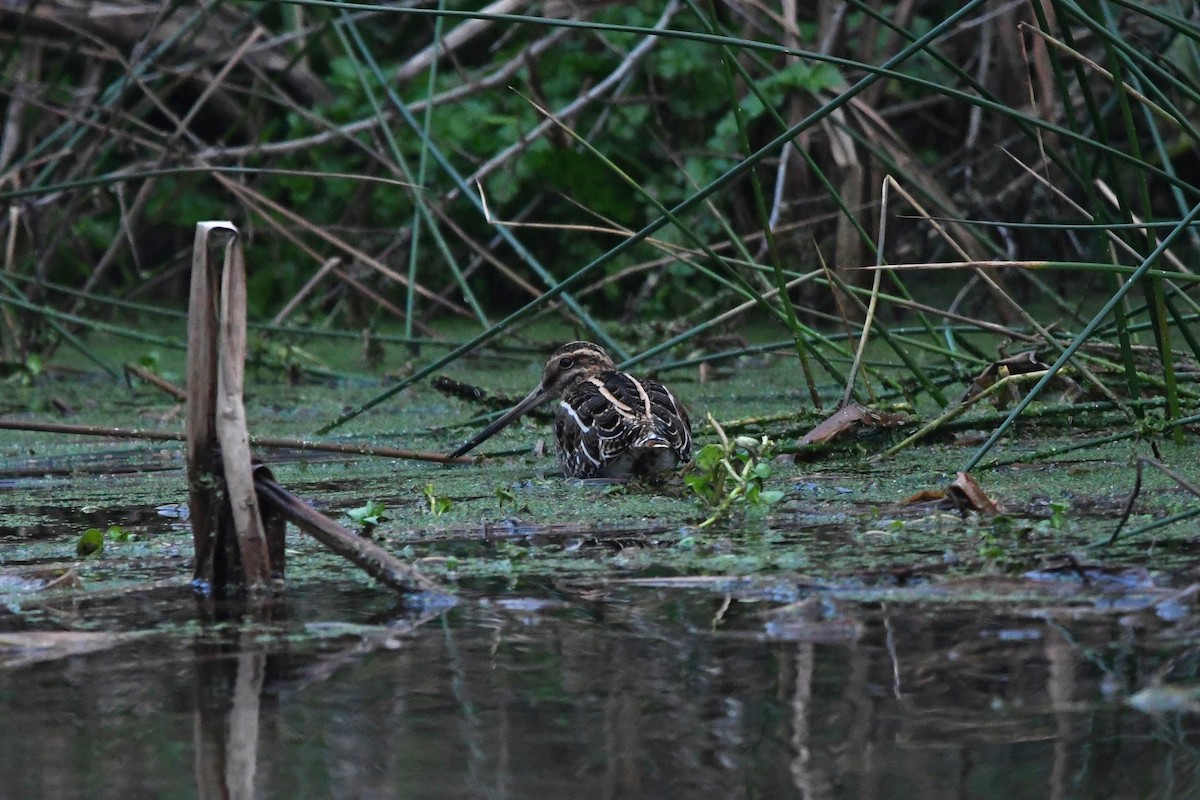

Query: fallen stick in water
0 418 474 465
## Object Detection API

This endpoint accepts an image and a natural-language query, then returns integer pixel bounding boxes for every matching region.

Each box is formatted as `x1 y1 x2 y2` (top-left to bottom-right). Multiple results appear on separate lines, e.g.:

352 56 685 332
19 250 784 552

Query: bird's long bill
449 384 551 458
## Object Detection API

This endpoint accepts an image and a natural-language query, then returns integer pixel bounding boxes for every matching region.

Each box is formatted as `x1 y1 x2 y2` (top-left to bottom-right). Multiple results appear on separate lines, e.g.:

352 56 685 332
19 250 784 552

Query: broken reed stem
185 222 223 585
213 229 273 590
124 362 188 401
0 418 475 464
870 370 1051 463
254 471 450 598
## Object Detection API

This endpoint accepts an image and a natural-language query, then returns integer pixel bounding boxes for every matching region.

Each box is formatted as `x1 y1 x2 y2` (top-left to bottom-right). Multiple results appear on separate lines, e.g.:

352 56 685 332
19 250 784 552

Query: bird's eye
559 357 575 370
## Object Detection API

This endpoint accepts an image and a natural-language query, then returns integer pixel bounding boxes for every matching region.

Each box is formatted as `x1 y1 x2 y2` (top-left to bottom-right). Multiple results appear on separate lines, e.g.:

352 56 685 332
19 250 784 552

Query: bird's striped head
448 341 616 459
540 341 615 396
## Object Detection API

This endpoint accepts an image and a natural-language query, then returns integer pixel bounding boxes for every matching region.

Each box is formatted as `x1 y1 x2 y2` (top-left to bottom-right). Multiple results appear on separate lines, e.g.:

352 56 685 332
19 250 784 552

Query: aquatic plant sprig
686 415 784 530
422 484 452 516
346 500 388 537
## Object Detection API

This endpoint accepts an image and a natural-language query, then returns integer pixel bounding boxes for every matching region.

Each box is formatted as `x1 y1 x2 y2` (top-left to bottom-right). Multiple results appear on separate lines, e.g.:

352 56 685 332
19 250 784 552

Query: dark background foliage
0 0 1197 373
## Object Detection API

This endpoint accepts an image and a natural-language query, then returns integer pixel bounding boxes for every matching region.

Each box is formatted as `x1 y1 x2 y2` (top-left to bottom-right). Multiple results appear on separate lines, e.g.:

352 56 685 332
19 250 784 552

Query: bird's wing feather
643 379 692 461
556 373 692 477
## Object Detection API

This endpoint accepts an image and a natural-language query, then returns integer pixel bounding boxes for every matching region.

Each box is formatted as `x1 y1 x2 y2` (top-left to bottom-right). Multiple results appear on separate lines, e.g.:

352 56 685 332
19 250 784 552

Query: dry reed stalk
271 256 341 326
0 418 475 464
124 361 188 401
186 222 274 592
181 220 454 599
254 466 447 597
214 225 272 590
186 222 223 587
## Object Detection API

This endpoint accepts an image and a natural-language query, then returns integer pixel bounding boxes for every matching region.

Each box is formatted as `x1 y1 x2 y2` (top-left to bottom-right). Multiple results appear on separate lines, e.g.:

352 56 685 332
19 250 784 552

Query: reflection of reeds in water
194 629 266 800
2 586 1199 797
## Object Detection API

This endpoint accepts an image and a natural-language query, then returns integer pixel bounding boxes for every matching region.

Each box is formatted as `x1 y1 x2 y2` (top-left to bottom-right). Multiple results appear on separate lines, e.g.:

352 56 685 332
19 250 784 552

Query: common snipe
449 341 692 479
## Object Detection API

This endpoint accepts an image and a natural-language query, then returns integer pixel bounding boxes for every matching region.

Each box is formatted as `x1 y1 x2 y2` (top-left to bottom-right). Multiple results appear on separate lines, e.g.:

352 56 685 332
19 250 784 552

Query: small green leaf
76 528 105 557
758 490 785 505
138 351 161 372
1048 500 1069 530
347 500 387 526
684 473 715 504
734 435 761 452
423 484 451 516
695 443 724 471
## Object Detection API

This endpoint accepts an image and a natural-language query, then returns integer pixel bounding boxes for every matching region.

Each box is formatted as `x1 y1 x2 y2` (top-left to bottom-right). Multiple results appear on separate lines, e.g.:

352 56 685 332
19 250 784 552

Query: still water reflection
0 582 1197 800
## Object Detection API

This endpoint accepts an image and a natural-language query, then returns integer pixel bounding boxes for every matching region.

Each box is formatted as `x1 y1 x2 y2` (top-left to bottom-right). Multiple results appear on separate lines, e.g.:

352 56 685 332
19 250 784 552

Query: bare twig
271 257 341 326
1110 457 1200 546
192 28 572 163
394 0 527 84
0 418 475 464
463 1 680 199
124 361 188 401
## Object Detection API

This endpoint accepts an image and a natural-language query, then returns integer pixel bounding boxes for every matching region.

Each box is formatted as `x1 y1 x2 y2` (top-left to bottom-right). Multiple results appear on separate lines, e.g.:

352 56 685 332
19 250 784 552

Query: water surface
2 574 1197 800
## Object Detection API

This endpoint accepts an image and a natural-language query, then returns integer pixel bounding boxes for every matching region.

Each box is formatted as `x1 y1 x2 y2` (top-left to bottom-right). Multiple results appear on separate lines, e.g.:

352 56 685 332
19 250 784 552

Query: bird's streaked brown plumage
449 341 692 478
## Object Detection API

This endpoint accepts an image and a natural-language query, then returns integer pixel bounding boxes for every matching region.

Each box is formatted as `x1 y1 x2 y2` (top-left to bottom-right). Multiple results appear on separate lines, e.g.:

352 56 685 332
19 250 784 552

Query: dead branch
254 468 450 598
0 418 476 465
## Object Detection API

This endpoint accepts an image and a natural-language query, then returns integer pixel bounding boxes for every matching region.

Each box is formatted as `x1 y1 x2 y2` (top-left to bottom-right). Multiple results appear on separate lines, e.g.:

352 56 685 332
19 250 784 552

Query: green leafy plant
74 525 131 557
686 415 784 529
493 485 533 515
1047 500 1070 532
1 354 42 385
346 500 387 535
494 485 517 512
75 527 106 557
137 351 161 373
423 484 451 516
